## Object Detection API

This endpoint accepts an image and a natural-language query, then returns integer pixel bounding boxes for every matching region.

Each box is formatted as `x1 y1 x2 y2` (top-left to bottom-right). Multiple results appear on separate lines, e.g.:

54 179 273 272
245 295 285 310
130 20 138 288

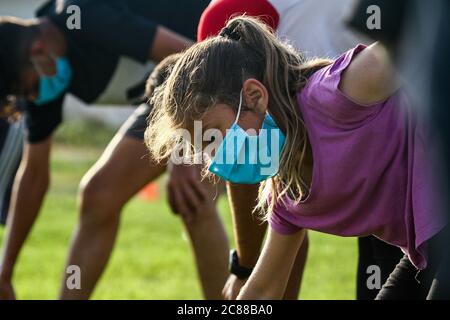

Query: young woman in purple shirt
145 16 447 299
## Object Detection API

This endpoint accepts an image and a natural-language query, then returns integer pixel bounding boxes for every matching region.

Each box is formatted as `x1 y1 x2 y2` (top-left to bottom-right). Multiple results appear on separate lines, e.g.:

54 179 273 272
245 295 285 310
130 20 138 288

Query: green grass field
0 120 358 300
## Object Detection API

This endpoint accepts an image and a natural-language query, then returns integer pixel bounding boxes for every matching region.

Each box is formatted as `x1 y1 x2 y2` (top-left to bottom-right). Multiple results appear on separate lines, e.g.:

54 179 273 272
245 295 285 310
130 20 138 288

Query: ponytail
146 16 332 218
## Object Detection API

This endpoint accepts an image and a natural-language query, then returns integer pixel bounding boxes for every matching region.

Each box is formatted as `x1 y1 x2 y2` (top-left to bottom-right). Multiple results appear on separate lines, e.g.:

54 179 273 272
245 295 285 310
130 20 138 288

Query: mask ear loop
31 58 45 76
31 53 59 77
233 89 244 125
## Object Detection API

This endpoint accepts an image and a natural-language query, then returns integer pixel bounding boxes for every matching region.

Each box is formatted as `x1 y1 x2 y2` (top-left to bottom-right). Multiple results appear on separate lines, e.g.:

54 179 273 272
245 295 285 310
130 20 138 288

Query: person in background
0 119 23 226
197 0 403 300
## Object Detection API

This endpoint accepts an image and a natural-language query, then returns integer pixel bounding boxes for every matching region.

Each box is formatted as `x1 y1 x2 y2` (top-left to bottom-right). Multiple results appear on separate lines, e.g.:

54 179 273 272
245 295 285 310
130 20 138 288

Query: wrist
237 255 258 269
229 250 254 280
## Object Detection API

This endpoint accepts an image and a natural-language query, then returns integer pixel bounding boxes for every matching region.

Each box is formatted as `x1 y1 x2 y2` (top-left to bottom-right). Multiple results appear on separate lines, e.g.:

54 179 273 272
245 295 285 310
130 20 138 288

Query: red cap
197 0 279 41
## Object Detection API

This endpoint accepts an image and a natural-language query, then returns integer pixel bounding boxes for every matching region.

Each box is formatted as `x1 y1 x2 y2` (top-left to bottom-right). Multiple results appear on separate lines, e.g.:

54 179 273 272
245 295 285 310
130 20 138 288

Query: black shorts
0 119 24 225
122 103 151 141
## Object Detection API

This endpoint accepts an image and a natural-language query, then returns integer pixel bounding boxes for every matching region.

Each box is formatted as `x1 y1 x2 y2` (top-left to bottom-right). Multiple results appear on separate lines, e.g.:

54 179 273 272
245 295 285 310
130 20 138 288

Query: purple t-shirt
269 45 446 269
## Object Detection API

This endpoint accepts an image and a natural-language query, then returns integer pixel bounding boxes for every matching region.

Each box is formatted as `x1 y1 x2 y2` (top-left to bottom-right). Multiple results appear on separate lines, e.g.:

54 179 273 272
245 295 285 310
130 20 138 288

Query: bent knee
78 172 123 225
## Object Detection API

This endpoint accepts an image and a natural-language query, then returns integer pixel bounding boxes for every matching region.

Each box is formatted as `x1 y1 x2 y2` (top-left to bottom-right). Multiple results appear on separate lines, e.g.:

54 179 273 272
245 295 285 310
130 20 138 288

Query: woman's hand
222 274 247 300
166 162 208 223
238 227 306 300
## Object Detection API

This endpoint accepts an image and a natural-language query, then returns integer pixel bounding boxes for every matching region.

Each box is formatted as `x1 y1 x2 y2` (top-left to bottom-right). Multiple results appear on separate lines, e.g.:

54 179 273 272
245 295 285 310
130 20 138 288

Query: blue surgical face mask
208 90 286 184
34 56 72 106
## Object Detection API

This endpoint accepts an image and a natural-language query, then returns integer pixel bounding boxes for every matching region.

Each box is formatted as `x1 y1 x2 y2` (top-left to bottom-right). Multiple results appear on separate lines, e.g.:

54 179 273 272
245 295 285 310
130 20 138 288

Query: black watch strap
229 249 253 280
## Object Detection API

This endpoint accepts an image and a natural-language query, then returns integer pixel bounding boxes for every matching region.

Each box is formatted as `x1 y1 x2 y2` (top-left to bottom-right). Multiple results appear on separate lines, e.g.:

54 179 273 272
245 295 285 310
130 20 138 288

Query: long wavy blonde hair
145 16 331 219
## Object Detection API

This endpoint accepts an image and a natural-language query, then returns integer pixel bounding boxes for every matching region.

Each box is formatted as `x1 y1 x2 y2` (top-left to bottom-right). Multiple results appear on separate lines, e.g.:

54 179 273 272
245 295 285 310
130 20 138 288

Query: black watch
229 249 253 280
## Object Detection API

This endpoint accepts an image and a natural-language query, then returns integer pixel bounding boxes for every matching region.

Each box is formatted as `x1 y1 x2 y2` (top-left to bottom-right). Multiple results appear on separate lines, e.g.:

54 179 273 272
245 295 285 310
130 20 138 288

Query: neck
37 18 67 56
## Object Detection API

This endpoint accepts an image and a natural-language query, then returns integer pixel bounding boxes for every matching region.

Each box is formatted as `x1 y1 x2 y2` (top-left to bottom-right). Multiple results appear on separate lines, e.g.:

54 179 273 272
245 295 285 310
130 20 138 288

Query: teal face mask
208 90 286 184
34 56 72 106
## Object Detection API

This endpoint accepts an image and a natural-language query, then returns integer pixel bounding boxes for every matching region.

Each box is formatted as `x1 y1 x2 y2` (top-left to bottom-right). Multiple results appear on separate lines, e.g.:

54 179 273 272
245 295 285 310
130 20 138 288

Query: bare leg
59 134 165 299
181 174 230 300
60 133 229 299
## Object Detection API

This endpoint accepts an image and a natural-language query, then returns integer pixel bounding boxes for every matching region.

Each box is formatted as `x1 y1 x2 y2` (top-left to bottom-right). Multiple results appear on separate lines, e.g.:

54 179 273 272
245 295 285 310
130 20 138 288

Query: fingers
222 279 231 300
222 275 246 300
171 184 192 222
187 177 208 203
167 185 179 215
230 283 241 300
181 182 202 212
167 164 211 222
167 180 200 222
224 283 242 300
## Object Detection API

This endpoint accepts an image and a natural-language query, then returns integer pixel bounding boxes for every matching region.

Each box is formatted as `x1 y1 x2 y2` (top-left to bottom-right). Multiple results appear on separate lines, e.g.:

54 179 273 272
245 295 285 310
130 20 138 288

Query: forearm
0 166 49 280
150 26 193 62
238 227 306 300
226 183 266 268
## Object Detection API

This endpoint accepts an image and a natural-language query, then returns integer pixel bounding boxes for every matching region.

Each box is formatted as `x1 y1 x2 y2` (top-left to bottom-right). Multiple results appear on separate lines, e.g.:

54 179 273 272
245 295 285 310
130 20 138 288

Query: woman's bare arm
149 26 193 62
237 227 306 300
339 42 401 105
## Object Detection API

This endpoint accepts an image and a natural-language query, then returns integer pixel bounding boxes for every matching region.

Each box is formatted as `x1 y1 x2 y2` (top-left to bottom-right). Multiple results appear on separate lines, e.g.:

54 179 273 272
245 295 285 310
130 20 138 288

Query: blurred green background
0 120 357 299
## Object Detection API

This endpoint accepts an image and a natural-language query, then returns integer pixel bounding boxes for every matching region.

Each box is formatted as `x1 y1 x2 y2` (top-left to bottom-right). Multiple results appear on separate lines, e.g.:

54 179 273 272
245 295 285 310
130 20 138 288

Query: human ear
29 39 56 75
242 78 269 115
29 39 47 58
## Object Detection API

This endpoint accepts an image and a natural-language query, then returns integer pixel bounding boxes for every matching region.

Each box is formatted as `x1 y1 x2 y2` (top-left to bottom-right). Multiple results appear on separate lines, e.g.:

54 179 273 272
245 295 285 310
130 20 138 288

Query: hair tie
220 27 241 41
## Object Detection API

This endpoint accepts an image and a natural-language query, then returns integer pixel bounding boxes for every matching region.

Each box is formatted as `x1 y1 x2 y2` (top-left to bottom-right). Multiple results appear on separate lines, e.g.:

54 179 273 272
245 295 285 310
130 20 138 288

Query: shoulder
298 45 393 127
339 42 401 106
